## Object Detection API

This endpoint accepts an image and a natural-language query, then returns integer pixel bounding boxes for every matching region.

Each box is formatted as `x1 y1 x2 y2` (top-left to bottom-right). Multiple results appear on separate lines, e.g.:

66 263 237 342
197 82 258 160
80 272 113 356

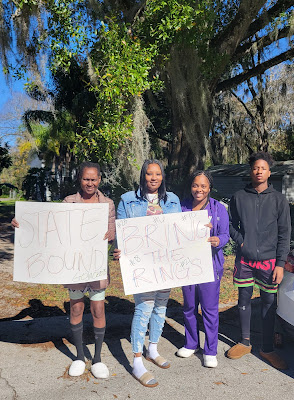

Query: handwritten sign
13 201 109 284
115 210 214 295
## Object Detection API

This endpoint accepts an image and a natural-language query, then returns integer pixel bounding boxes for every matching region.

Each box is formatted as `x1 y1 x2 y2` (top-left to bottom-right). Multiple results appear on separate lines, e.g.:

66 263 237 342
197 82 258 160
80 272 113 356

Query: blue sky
0 69 26 109
0 68 52 147
0 70 24 145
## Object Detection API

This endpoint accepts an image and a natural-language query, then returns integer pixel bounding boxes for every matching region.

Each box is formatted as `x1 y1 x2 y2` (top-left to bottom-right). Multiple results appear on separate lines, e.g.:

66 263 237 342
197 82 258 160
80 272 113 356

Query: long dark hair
138 159 167 203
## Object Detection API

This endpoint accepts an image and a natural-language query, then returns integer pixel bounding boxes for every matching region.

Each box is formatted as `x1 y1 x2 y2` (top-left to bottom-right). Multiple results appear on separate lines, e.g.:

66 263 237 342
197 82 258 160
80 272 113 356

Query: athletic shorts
68 288 106 301
233 256 278 293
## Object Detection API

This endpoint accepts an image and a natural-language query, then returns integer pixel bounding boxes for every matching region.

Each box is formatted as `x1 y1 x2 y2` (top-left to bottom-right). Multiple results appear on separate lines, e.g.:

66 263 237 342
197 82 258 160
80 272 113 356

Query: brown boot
227 343 252 359
259 351 288 370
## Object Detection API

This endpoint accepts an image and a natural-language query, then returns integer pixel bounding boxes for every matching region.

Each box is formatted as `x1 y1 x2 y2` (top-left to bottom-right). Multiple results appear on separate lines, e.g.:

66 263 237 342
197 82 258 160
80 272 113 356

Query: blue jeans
131 289 170 353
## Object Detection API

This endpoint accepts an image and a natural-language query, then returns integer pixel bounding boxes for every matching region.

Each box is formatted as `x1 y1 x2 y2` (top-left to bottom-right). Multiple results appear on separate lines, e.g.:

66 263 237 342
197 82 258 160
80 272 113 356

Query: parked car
276 250 294 344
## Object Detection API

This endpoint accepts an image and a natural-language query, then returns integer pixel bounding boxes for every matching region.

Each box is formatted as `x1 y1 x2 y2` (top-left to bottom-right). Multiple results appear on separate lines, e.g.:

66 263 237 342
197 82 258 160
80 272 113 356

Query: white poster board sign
116 210 214 295
13 201 109 284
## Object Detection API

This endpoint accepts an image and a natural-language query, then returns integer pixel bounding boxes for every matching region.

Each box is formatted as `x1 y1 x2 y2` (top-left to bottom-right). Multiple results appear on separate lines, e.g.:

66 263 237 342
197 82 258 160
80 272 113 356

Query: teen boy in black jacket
227 152 291 370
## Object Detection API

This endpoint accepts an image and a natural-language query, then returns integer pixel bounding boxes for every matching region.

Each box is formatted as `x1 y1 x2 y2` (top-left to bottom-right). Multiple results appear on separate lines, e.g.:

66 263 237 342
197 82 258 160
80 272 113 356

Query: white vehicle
276 251 294 343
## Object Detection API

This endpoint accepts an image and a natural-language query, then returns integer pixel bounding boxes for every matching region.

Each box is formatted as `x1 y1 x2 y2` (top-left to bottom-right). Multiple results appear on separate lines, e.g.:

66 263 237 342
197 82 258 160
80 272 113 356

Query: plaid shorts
233 256 278 293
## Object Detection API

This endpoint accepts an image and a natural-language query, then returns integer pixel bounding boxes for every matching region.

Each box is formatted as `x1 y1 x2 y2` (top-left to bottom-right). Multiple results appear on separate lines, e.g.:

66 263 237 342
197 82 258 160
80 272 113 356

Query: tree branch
216 48 294 93
242 0 294 42
102 0 146 24
230 90 255 122
233 26 291 63
212 0 265 55
148 130 172 144
132 0 146 25
23 110 54 134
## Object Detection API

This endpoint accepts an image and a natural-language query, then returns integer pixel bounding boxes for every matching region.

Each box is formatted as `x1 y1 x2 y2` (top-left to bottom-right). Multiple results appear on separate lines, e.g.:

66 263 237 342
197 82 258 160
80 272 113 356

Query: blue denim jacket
117 189 181 219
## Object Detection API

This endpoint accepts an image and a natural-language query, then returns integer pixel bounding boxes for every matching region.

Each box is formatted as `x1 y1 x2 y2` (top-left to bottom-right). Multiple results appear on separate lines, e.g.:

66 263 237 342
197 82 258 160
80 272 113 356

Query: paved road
0 301 294 400
0 217 293 399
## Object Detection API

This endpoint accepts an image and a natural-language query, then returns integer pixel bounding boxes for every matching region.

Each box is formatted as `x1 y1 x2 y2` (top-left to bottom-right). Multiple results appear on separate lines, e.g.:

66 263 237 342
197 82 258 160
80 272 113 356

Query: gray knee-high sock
70 321 85 361
92 326 105 364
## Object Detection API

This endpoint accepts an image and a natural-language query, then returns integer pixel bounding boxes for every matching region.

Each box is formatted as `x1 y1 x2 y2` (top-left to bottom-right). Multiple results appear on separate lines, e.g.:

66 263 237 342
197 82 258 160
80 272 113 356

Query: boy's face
250 159 271 186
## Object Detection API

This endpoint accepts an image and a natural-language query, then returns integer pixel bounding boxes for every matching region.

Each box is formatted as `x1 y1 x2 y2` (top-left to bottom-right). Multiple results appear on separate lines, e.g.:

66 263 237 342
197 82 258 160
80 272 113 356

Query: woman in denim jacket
114 159 181 388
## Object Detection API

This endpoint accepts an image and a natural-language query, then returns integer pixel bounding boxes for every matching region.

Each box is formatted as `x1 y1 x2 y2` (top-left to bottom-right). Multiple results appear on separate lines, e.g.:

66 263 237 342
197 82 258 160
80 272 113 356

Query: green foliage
0 143 12 173
141 0 215 46
75 22 157 162
11 2 159 164
223 238 237 256
137 0 225 78
45 0 89 72
3 0 294 175
271 126 294 161
0 186 10 197
24 61 96 167
7 0 225 163
30 116 75 161
22 167 49 201
0 199 18 222
0 137 32 190
48 177 78 200
21 166 79 201
0 184 17 197
16 0 89 72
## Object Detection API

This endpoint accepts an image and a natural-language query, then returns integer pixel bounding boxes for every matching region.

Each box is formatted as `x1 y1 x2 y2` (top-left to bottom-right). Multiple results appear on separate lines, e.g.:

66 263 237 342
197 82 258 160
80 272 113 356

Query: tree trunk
166 46 213 184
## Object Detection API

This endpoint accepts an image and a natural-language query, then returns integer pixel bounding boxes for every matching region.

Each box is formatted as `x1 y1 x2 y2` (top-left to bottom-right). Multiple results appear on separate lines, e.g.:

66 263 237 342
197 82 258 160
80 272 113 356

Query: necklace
192 197 209 210
146 193 159 204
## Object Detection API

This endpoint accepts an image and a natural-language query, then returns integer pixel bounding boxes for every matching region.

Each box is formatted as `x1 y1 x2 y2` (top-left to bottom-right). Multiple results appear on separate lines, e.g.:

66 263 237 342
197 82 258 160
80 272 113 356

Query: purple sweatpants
182 279 221 356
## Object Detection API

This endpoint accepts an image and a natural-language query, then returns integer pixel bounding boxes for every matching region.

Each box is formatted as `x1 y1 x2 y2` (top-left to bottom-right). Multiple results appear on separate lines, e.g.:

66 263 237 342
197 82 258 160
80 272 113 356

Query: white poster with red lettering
13 201 109 284
115 210 214 295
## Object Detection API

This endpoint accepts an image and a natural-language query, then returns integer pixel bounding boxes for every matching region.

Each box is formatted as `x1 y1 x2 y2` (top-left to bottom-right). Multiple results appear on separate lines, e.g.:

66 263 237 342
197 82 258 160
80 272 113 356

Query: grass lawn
3 255 260 318
0 199 18 222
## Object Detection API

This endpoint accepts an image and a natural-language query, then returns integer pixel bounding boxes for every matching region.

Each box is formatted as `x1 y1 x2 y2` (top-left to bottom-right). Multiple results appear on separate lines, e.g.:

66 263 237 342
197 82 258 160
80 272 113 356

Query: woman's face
191 174 210 204
145 163 163 194
80 167 101 196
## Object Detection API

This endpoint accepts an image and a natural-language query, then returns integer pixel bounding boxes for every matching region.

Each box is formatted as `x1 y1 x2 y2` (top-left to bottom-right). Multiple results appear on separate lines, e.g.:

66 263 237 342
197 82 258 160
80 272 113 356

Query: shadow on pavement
0 296 134 373
104 296 133 374
1 296 294 378
219 298 294 379
0 298 76 360
0 299 70 321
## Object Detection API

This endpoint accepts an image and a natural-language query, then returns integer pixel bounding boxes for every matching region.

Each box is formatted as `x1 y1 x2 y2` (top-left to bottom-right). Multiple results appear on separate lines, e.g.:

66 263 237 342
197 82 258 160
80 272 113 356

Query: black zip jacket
229 184 291 267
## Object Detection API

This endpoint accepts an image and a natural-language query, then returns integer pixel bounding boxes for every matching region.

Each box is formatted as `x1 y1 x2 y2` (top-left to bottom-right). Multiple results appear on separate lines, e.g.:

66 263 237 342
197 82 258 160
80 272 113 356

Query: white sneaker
203 355 218 368
68 360 86 376
177 347 198 358
91 362 109 379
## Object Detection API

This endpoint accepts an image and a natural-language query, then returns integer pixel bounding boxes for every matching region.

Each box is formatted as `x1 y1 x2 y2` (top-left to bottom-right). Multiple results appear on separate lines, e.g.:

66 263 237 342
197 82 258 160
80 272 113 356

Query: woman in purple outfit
177 170 229 367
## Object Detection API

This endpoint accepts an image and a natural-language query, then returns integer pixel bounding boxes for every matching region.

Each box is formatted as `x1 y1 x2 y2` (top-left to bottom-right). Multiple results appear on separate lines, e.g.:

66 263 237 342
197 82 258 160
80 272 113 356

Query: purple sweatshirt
181 197 230 279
